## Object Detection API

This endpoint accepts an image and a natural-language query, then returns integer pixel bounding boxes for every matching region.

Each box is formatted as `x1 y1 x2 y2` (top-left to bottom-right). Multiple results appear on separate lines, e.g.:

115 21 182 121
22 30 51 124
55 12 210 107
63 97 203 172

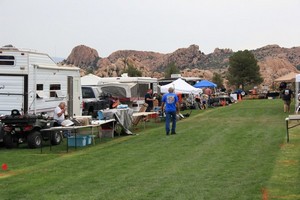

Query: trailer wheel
4 133 19 148
27 131 42 148
51 131 62 145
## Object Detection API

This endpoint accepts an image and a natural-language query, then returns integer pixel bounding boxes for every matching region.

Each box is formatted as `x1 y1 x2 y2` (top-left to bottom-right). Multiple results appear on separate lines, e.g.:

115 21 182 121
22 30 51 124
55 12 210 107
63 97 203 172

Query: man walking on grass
161 87 180 135
282 85 293 113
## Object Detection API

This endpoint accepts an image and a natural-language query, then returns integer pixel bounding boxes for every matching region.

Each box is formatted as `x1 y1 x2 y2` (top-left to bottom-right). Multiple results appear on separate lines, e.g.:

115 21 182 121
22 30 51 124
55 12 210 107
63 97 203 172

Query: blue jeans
165 111 176 134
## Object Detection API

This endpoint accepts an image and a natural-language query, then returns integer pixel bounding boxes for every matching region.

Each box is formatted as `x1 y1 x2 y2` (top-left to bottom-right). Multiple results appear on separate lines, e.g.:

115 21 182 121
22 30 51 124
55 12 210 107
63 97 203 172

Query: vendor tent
160 78 201 94
274 72 298 83
194 80 217 88
81 74 102 86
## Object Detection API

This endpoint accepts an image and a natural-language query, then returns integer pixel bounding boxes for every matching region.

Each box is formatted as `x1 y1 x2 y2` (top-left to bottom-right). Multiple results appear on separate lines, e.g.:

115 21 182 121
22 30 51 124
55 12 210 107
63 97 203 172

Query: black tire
4 133 19 149
27 131 42 148
51 131 62 145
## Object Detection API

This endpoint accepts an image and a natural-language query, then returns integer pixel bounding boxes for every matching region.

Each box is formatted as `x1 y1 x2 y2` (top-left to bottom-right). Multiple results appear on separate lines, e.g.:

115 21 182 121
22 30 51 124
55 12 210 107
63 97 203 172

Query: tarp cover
160 78 201 94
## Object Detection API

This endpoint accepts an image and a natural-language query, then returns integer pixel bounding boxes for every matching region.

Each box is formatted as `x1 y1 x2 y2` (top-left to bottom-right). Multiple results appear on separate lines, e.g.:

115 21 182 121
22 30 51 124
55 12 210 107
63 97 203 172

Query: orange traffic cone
238 94 242 101
221 100 226 106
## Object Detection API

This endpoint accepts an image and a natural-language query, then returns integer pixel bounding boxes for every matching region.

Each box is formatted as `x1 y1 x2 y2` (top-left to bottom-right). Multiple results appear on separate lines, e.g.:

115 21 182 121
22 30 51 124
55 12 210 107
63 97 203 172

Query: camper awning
35 64 80 71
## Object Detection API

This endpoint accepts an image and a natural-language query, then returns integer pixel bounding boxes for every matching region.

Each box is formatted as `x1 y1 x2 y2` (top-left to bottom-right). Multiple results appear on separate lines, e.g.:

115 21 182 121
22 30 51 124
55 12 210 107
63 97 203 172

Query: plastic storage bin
68 136 87 147
85 135 93 145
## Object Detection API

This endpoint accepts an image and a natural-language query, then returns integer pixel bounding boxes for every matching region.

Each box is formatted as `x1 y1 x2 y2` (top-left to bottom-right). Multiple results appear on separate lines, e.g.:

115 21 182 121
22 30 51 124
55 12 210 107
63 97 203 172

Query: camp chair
132 103 148 126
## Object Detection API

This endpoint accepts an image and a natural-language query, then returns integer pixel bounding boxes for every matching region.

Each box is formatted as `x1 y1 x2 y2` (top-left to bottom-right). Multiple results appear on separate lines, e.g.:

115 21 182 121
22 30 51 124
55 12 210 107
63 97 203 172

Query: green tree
164 62 180 78
85 67 94 75
123 63 142 77
226 50 262 89
212 72 224 88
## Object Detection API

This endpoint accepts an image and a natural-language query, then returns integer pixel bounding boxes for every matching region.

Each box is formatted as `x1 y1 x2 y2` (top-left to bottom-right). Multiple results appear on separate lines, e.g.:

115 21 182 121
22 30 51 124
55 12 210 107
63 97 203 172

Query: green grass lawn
0 99 299 199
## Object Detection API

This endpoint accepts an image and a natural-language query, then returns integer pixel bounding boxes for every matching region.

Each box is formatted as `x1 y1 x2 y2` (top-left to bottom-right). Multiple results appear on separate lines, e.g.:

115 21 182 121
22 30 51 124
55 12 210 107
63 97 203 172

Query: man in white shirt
54 102 66 125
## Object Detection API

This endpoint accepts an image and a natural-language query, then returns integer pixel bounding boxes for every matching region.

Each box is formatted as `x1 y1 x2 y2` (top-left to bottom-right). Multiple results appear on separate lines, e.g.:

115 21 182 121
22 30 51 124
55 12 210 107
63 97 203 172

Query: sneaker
166 132 169 135
171 132 176 135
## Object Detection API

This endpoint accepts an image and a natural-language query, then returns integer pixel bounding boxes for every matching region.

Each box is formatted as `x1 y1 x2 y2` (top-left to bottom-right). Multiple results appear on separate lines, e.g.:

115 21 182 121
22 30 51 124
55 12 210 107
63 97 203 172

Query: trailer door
67 76 82 117
0 75 27 115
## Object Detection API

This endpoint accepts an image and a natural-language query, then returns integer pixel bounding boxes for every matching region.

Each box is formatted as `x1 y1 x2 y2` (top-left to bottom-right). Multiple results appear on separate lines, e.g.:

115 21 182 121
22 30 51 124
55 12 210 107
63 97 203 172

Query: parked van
0 45 82 117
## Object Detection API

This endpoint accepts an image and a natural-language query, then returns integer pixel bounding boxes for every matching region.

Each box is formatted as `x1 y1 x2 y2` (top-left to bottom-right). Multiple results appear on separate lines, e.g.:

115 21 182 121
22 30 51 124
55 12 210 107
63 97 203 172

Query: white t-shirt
54 106 65 123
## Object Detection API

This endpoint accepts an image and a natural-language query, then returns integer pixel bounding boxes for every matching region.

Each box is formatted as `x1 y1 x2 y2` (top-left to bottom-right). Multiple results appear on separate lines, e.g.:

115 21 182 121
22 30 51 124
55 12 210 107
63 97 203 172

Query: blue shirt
162 93 178 112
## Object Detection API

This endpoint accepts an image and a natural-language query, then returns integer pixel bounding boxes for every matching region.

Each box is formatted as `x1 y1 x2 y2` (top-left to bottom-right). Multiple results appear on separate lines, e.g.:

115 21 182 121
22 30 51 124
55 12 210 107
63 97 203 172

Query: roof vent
1 45 18 50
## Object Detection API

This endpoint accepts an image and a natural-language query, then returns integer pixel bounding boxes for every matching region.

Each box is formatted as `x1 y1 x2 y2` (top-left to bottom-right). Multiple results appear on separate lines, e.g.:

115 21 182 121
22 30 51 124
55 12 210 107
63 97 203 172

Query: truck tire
27 131 42 148
51 131 62 145
4 133 19 148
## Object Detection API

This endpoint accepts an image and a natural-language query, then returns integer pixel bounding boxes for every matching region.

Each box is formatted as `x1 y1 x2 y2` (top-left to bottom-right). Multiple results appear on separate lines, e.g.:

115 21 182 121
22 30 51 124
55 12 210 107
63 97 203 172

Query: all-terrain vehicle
0 109 62 149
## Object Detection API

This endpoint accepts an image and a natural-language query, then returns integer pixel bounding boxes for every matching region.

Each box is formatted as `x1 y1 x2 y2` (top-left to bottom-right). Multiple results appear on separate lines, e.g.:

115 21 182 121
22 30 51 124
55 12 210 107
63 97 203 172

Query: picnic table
285 115 300 142
132 112 158 128
40 119 115 153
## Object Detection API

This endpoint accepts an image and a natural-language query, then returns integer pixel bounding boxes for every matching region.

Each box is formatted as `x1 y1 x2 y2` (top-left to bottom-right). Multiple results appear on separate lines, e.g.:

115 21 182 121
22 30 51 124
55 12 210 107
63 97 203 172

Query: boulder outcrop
61 44 300 87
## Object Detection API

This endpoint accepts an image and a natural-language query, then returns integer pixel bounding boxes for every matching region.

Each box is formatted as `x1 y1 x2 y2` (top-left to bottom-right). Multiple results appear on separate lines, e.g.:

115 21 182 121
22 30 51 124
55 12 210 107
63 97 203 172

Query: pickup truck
82 86 112 118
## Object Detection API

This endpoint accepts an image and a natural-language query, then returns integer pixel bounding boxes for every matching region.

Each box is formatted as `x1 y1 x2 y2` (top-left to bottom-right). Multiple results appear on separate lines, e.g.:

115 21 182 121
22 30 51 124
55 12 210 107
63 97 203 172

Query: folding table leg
286 119 289 143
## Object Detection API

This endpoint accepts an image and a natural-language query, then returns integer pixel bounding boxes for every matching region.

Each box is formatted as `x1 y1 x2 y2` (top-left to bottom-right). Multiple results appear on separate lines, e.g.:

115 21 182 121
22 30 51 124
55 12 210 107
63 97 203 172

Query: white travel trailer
0 46 82 117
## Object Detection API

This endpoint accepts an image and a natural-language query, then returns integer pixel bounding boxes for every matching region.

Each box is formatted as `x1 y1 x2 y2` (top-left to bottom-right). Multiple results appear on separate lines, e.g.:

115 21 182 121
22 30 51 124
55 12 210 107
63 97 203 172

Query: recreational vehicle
0 45 82 117
97 75 158 111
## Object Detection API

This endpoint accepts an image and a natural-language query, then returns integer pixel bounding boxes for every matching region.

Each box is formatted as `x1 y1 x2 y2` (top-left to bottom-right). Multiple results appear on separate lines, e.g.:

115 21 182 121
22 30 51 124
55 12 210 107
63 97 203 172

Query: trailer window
50 91 58 98
36 84 43 90
49 84 61 97
0 55 15 65
50 84 61 90
82 87 95 98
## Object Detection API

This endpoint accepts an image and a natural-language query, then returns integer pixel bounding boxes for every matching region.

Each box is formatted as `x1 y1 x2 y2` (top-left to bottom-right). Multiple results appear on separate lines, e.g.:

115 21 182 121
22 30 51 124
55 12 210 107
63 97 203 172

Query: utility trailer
97 74 158 112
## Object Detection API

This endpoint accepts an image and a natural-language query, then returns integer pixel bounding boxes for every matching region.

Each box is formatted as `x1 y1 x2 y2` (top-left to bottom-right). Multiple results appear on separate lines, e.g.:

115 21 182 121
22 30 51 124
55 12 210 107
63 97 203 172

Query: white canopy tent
81 74 102 86
160 78 202 94
274 72 298 83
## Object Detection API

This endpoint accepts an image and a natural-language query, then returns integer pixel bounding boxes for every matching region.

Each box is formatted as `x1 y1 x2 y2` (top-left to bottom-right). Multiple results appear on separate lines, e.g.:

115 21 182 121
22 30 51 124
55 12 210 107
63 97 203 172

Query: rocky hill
61 44 300 87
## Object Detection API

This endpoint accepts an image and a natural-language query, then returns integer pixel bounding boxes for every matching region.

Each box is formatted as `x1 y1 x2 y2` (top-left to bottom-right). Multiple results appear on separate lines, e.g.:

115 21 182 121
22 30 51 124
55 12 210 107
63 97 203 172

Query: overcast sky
1 0 300 58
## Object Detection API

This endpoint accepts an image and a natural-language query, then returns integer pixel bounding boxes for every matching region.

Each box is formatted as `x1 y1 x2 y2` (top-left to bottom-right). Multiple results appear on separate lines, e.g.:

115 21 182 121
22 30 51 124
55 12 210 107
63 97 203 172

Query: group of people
143 87 217 135
52 87 180 136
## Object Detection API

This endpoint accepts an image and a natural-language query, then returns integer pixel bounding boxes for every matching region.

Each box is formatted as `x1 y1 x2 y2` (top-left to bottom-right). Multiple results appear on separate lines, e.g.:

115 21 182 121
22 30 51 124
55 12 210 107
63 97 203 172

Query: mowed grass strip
266 118 300 199
0 99 290 199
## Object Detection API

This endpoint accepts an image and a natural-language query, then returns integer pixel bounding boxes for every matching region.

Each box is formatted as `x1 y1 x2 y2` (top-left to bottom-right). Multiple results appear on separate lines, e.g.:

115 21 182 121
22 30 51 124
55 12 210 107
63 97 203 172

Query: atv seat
11 109 21 116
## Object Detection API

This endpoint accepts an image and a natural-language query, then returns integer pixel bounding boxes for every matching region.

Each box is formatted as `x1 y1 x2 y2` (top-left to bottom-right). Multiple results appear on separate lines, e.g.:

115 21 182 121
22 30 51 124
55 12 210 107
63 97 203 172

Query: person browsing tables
54 102 66 125
145 89 154 112
161 87 180 135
